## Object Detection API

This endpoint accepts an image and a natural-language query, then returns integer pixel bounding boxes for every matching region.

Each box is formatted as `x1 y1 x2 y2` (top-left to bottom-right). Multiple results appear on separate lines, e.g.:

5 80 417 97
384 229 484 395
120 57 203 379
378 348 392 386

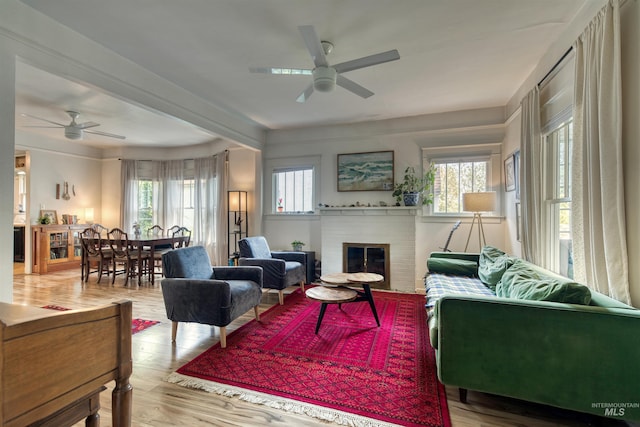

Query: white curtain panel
520 86 545 266
572 0 631 304
193 156 219 264
156 160 185 230
120 159 138 233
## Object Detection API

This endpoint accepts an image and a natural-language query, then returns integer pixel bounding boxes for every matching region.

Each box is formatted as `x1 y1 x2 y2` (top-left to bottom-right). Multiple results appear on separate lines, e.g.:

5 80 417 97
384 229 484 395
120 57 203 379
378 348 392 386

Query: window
273 167 314 213
545 121 573 277
432 158 490 214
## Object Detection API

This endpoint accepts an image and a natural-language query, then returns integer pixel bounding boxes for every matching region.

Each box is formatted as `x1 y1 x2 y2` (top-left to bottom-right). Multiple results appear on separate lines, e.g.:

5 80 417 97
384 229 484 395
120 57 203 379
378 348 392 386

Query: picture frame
337 151 394 192
504 154 516 192
40 209 58 225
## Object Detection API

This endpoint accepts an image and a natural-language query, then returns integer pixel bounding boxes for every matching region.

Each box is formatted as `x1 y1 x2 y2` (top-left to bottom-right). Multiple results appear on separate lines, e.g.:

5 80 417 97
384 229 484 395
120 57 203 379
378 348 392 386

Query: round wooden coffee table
306 272 383 334
305 286 358 334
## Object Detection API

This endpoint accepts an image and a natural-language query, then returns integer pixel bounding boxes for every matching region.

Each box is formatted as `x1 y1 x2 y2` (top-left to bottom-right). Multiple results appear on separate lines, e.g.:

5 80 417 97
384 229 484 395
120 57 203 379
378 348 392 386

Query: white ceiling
16 0 588 148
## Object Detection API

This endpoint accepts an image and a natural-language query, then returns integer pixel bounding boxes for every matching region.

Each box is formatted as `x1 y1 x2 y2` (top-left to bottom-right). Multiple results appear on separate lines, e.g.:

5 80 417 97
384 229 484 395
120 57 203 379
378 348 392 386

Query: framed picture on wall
513 149 521 200
504 154 516 192
337 151 394 192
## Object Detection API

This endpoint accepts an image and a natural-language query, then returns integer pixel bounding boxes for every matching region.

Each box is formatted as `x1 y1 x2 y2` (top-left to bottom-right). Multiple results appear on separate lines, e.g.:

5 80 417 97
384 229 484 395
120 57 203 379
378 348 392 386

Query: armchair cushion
163 246 215 279
239 236 273 259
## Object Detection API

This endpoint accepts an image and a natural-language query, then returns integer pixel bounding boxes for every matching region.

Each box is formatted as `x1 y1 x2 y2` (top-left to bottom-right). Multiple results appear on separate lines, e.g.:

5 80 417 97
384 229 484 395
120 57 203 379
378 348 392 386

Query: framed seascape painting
337 151 394 192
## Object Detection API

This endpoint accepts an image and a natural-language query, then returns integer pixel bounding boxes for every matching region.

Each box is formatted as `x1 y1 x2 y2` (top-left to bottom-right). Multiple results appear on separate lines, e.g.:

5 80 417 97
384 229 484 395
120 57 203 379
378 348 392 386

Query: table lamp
462 192 496 251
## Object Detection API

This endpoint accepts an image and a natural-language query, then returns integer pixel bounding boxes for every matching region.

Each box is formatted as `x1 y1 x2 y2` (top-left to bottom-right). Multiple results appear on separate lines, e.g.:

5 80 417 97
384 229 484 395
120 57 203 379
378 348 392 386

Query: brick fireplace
320 207 417 293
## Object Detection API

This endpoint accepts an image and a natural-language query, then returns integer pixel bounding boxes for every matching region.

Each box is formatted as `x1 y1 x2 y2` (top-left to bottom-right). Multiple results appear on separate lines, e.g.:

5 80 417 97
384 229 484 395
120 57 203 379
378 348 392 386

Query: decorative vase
403 192 420 206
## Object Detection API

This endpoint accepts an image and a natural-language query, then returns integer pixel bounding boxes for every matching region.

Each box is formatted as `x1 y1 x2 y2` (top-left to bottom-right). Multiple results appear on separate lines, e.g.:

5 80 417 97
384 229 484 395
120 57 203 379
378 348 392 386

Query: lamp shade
84 207 94 223
462 192 496 212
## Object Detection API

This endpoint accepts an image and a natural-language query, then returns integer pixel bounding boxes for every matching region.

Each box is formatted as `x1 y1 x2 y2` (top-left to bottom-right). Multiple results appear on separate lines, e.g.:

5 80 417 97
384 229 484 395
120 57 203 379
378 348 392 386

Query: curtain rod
537 46 573 87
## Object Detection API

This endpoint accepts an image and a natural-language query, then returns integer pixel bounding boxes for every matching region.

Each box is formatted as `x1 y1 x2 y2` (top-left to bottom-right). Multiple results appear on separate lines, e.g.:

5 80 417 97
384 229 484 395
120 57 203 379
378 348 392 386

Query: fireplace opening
342 243 390 289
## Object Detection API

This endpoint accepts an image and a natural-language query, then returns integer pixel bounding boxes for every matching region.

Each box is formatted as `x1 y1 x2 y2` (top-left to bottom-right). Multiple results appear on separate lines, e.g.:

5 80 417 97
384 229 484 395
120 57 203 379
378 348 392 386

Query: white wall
263 108 507 289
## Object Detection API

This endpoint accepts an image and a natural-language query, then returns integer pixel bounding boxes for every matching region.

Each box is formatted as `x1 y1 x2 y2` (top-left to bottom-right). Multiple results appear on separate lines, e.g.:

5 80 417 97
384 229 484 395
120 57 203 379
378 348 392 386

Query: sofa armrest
213 266 263 286
434 295 640 420
429 251 480 263
271 251 306 264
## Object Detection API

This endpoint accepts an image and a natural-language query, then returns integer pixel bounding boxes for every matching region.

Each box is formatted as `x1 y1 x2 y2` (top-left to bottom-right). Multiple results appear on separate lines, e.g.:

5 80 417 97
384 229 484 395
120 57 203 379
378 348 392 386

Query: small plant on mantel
392 163 436 206
291 240 305 251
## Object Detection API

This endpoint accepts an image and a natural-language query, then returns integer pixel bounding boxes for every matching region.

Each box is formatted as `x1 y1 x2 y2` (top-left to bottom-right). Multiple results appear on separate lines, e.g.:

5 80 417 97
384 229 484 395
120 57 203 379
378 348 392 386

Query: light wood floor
12 263 635 427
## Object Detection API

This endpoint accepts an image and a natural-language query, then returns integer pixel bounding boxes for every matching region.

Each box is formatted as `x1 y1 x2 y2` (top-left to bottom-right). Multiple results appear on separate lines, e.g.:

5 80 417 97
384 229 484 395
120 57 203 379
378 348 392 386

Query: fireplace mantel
319 207 418 216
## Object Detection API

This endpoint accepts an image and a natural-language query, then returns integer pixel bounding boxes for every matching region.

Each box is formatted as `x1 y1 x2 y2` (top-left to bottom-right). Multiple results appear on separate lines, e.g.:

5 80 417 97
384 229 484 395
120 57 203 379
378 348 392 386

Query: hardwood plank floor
12 264 636 427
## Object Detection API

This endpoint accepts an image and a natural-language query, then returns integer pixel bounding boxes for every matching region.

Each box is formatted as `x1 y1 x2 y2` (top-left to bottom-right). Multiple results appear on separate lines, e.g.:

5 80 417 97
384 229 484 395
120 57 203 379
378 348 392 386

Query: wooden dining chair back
148 224 164 237
108 228 149 286
91 223 109 237
172 227 191 248
166 225 181 238
80 227 112 283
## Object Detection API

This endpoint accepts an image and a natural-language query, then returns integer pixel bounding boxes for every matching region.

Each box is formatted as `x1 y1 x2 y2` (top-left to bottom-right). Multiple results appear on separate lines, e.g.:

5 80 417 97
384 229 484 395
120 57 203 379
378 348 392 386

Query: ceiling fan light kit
250 25 400 102
313 67 337 92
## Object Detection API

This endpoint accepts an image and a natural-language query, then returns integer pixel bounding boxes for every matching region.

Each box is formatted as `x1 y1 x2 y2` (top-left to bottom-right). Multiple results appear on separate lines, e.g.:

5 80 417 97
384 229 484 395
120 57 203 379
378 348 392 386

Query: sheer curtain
193 156 218 263
156 160 184 229
571 0 630 304
520 86 545 266
120 159 138 233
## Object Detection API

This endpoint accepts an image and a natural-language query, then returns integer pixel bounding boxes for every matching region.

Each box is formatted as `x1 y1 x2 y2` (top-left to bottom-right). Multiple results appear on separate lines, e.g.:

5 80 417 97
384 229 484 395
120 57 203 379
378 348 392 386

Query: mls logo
604 407 625 417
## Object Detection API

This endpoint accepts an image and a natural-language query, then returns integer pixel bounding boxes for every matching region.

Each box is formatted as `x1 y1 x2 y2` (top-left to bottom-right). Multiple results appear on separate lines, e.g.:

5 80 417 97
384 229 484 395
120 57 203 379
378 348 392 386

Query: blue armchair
238 236 306 305
161 246 263 348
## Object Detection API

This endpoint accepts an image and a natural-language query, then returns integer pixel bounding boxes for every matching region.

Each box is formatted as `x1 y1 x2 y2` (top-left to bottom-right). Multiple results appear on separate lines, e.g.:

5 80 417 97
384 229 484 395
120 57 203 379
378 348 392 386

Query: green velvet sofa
425 248 640 422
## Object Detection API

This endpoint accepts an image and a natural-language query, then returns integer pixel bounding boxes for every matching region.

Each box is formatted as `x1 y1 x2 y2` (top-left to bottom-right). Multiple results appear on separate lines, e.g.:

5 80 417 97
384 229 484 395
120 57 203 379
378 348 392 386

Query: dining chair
80 227 112 283
172 227 191 248
108 227 150 286
166 225 181 239
147 225 171 277
91 223 109 237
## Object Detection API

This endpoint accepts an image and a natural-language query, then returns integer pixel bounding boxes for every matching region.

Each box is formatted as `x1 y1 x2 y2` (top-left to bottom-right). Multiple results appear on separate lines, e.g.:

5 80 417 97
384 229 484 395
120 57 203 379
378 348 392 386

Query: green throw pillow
427 258 478 277
496 259 591 305
478 246 514 290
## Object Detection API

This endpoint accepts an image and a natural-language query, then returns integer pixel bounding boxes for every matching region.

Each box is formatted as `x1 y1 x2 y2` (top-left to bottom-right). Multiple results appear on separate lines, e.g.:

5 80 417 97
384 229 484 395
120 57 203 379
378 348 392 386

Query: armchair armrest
239 257 286 275
272 251 306 264
213 266 263 286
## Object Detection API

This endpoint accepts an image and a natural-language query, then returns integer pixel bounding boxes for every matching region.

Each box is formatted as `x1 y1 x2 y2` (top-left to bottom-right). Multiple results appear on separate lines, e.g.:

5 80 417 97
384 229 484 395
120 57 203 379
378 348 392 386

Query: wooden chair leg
278 290 284 305
171 321 178 342
254 306 260 321
299 281 305 292
219 326 227 348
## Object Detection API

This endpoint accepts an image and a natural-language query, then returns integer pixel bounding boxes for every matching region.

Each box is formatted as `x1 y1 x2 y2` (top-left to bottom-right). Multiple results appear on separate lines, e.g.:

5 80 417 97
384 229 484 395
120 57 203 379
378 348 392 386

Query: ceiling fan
21 110 126 140
250 25 400 103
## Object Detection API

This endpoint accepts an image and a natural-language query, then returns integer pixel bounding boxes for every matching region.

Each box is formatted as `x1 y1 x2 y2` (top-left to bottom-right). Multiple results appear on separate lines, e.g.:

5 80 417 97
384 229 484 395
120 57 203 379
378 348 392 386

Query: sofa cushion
496 259 591 305
427 257 478 277
478 246 514 290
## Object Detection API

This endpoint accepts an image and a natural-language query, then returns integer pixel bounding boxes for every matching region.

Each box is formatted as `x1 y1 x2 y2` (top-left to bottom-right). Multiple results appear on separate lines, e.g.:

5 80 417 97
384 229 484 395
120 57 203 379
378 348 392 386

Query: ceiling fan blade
20 113 66 127
249 67 312 75
333 49 400 74
298 25 328 68
84 129 126 140
77 121 100 129
296 83 315 103
23 125 64 128
336 75 374 99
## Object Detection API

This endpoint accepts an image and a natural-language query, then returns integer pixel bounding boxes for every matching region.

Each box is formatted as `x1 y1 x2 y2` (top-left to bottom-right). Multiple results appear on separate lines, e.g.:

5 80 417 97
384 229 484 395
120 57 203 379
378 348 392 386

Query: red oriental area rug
167 288 450 427
42 305 160 335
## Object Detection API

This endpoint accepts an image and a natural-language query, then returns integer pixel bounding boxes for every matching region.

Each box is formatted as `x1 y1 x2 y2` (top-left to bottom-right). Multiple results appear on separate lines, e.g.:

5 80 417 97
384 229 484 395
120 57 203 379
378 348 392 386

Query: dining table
82 234 189 286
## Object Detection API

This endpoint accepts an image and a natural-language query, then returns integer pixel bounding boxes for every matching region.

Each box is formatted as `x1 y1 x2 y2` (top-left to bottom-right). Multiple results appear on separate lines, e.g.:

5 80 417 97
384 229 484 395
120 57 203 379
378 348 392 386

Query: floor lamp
462 192 496 251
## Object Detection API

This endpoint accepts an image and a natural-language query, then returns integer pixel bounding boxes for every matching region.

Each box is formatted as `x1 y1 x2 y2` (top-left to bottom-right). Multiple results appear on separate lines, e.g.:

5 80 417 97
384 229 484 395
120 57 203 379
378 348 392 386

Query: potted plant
392 164 436 206
291 240 305 251
277 198 284 212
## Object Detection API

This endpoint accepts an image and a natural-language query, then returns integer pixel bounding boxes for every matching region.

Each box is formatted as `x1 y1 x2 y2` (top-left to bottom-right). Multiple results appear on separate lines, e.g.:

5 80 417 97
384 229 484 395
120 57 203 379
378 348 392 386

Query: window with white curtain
544 120 573 277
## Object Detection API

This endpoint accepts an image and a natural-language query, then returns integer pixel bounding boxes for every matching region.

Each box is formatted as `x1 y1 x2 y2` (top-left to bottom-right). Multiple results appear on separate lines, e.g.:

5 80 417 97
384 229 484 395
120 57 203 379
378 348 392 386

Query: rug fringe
165 373 399 427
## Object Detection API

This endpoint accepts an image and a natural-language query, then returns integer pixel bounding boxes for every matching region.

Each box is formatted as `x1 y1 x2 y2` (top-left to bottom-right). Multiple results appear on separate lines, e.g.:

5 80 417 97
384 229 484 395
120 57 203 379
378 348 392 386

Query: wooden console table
0 300 132 426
